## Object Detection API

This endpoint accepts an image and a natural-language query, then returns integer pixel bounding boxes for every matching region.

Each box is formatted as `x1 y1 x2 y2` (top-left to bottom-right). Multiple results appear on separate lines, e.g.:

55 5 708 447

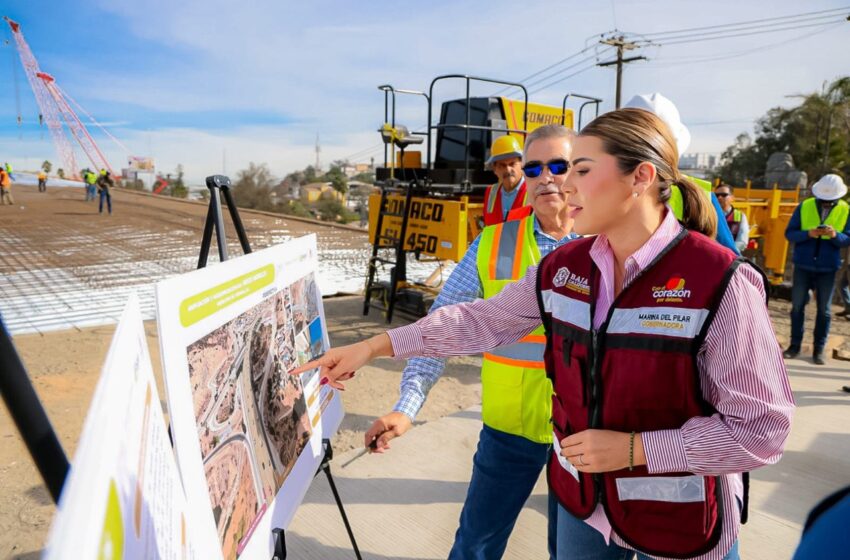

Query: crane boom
4 17 115 178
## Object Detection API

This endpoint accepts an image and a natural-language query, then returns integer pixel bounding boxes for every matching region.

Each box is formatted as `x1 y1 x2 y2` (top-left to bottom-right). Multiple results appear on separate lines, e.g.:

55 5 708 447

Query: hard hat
623 93 691 156
486 135 523 166
811 174 847 201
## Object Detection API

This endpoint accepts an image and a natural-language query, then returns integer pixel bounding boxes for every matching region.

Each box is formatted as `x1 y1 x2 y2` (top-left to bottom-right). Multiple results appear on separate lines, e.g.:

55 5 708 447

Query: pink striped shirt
388 210 795 560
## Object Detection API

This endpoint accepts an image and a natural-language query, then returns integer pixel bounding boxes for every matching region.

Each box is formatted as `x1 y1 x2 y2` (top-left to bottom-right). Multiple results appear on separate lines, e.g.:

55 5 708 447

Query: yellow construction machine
363 75 601 321
724 181 802 286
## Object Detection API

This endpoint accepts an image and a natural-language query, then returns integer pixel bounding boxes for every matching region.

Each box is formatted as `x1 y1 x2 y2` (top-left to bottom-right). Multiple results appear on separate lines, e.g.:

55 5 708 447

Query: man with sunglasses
365 124 578 559
715 183 750 252
483 135 532 226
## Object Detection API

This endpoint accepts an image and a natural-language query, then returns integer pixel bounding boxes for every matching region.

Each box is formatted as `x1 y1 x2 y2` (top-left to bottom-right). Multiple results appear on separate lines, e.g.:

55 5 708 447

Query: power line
638 6 848 39
640 21 845 68
492 44 599 96
656 18 849 47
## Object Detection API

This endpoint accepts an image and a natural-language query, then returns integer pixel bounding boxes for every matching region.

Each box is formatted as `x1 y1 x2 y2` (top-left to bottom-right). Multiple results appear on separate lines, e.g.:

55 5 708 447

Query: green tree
232 162 277 211
41 160 52 174
168 163 189 198
315 198 357 223
57 168 65 179
321 164 348 194
716 76 850 185
303 165 318 183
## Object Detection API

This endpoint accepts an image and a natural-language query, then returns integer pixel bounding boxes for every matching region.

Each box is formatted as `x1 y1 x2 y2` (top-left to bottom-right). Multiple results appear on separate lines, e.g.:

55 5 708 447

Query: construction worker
84 169 97 201
623 93 740 255
363 124 578 559
37 169 47 193
4 162 14 181
483 135 531 226
296 109 794 560
784 174 850 365
0 167 13 205
715 183 750 251
97 170 114 215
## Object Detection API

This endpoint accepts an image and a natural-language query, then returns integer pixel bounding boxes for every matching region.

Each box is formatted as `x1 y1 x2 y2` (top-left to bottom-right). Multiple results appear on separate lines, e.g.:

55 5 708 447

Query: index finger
560 432 584 448
290 354 332 375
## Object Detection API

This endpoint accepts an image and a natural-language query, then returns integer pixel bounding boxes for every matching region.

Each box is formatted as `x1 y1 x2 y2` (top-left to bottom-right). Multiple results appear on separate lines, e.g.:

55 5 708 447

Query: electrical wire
638 6 848 39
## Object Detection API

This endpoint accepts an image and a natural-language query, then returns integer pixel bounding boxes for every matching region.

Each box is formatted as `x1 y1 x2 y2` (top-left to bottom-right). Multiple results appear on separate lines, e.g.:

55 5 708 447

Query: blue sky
1 0 848 182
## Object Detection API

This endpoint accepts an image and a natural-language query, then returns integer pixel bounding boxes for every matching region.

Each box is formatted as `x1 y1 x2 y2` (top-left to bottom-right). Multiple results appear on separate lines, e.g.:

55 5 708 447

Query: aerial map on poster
156 235 343 560
45 295 200 559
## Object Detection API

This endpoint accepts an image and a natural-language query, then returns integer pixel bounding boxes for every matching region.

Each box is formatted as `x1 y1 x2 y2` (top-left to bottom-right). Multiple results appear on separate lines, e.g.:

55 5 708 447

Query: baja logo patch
554 266 590 295
652 276 692 303
553 267 570 287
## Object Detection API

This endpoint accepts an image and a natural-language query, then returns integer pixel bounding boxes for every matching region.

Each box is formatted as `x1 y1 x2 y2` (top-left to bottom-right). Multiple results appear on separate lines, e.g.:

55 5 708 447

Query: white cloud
8 0 849 175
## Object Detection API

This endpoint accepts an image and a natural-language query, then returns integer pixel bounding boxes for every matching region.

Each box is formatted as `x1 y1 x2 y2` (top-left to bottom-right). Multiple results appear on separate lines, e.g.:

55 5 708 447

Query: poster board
44 294 199 559
155 234 343 560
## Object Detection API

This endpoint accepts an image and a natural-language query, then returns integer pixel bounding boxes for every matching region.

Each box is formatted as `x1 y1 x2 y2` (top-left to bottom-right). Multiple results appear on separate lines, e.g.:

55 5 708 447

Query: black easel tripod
198 176 362 560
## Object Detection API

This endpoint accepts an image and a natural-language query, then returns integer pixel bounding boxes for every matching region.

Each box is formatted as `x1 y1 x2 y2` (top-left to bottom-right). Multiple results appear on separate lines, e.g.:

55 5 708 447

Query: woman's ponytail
675 175 717 239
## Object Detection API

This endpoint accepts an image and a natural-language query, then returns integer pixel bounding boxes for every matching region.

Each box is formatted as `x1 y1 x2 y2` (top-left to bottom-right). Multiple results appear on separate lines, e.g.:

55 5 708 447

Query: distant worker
97 170 114 215
0 167 13 205
84 169 98 201
37 169 47 193
623 93 740 254
715 183 750 251
4 162 13 181
784 174 850 365
365 125 578 559
483 135 531 226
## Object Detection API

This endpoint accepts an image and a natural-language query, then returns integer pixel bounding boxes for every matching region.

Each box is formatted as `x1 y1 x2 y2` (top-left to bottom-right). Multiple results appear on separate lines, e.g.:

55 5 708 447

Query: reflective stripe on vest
477 214 551 443
483 177 529 226
801 198 849 240
669 176 712 221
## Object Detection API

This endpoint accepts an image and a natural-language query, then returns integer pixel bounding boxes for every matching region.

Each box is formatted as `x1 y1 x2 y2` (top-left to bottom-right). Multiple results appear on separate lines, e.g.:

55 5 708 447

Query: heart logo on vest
553 267 570 287
652 276 692 303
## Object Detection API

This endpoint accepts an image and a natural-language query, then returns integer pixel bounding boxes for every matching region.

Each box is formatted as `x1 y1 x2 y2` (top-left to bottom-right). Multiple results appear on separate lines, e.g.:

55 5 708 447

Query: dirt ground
3 184 850 558
0 296 483 559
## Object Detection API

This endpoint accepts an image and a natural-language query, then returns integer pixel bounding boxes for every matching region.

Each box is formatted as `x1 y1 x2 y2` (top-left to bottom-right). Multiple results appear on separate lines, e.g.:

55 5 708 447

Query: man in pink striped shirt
296 109 794 560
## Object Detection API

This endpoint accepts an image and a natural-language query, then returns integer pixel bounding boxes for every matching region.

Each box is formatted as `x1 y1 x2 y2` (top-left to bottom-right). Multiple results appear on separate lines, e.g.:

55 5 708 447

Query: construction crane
4 16 116 179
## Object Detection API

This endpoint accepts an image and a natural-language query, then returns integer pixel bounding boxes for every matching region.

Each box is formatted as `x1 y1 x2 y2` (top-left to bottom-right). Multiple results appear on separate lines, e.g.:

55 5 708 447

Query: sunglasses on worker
522 159 569 178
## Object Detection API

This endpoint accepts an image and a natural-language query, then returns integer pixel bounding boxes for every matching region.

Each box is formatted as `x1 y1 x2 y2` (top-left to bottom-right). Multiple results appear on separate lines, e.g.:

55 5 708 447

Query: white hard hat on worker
623 93 691 156
811 174 848 201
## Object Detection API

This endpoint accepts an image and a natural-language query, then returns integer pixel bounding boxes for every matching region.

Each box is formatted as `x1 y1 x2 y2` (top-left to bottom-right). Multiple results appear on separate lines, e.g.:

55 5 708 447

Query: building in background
680 152 720 180
122 156 156 190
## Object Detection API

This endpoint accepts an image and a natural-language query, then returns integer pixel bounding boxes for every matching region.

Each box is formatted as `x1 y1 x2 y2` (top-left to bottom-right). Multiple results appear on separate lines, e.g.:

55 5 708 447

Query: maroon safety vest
483 177 530 226
725 207 742 238
537 229 752 558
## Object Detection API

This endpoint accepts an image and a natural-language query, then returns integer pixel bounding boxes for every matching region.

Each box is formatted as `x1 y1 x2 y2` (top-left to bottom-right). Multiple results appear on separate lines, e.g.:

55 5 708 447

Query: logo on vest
553 266 589 295
652 276 692 303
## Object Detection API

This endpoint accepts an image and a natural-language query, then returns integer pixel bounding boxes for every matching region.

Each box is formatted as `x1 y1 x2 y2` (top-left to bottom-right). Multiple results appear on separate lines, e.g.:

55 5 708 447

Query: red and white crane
4 16 117 179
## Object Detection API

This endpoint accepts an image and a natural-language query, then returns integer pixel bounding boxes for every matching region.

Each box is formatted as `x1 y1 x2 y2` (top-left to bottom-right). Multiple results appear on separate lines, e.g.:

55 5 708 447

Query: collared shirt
388 210 794 560
392 218 578 420
500 186 519 220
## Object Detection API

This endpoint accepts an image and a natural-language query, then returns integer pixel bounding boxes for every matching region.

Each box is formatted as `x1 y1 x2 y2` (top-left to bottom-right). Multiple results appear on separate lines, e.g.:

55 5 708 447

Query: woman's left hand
559 429 645 473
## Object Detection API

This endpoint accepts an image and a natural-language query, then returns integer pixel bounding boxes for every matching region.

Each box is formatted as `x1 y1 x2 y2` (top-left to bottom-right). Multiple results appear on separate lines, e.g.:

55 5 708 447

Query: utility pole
598 35 646 108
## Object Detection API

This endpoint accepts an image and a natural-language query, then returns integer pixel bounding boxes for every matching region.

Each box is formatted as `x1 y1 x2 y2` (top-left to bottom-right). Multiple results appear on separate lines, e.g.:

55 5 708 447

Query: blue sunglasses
522 159 570 178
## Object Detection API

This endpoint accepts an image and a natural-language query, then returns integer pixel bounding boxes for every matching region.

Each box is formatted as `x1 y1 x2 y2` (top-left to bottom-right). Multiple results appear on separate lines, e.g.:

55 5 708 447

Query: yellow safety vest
476 214 552 444
669 176 712 220
801 198 849 240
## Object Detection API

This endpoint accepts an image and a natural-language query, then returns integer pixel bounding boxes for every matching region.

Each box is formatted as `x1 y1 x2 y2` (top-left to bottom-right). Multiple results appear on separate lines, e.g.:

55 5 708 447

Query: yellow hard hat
486 135 523 166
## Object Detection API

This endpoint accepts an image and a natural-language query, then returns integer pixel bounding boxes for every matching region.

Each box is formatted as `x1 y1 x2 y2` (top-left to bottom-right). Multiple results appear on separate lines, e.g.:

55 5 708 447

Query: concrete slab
287 358 850 560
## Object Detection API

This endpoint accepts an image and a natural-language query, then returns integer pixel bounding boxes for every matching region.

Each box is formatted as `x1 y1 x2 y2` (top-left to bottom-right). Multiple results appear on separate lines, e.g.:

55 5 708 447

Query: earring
632 192 639 198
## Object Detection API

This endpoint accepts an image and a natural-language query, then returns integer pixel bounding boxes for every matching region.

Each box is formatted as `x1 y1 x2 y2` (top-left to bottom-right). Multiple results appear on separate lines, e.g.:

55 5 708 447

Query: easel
0 321 69 504
197 176 362 560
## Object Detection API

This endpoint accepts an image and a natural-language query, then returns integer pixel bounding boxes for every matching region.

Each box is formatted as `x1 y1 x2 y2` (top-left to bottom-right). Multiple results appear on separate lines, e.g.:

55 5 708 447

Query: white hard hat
623 92 691 156
811 174 848 201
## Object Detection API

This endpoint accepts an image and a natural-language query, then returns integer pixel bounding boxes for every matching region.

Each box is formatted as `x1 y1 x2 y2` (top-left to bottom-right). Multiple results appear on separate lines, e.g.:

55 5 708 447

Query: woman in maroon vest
295 109 794 560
